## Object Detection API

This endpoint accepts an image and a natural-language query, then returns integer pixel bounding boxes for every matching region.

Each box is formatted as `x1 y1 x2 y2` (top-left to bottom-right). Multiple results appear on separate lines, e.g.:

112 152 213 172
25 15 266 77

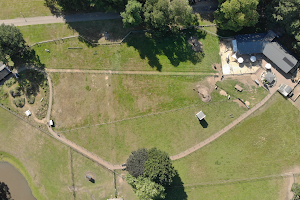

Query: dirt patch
282 166 300 200
197 87 211 102
233 99 248 109
219 90 227 96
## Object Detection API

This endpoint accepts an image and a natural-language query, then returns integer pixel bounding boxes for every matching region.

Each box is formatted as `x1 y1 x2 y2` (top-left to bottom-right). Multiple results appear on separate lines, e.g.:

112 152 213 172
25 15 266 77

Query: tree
143 147 176 186
169 0 194 30
0 23 27 62
214 0 259 32
0 182 11 200
267 0 300 49
126 148 148 177
291 183 300 200
126 174 166 200
121 0 143 28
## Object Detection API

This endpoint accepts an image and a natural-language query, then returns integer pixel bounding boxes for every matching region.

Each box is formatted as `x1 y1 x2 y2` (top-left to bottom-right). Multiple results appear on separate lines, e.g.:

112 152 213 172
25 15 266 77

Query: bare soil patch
281 166 300 200
219 90 227 96
194 76 219 102
233 99 247 109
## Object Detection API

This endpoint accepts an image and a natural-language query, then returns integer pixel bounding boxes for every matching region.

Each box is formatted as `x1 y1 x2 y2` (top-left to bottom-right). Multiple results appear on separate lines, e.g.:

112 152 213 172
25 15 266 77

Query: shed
196 111 206 120
235 85 243 92
49 120 54 126
278 83 293 97
25 110 31 116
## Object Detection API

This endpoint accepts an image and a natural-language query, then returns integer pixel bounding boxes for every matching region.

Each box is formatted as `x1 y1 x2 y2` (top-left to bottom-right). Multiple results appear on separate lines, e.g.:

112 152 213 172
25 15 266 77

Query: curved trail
12 66 293 169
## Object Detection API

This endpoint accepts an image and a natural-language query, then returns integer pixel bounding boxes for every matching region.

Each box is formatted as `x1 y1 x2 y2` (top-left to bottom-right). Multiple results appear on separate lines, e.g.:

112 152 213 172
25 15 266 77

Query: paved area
0 12 121 26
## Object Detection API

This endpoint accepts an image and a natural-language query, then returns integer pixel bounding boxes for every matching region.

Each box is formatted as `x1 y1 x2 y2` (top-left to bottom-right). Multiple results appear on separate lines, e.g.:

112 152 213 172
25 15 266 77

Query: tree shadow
125 28 206 71
164 171 188 200
0 182 12 200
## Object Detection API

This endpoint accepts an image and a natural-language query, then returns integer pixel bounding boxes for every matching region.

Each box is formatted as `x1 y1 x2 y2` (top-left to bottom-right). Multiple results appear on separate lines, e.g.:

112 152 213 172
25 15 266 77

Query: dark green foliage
214 0 259 32
4 78 16 88
267 0 300 49
9 86 22 98
126 174 166 200
121 0 143 28
126 148 148 177
143 147 176 186
27 95 35 104
0 181 12 200
13 97 25 108
291 183 300 200
0 24 27 62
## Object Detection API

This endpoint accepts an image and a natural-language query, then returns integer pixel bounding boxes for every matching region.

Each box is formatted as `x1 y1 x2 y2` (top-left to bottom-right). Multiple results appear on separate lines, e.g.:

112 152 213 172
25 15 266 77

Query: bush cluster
13 97 25 107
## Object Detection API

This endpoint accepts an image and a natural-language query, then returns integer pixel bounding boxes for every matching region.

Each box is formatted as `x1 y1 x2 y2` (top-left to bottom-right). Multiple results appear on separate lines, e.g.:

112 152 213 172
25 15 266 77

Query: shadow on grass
164 171 188 200
125 28 206 71
199 119 208 128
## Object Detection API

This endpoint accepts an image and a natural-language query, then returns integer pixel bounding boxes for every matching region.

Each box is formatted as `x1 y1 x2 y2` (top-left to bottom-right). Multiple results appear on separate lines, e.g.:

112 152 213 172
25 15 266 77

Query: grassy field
172 93 300 199
30 29 220 72
0 0 54 19
216 78 268 107
50 73 269 163
0 107 134 199
19 19 140 45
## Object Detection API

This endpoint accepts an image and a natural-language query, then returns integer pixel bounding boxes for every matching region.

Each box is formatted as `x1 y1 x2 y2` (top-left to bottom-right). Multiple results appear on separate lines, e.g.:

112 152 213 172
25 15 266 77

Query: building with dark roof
234 30 299 74
0 62 11 81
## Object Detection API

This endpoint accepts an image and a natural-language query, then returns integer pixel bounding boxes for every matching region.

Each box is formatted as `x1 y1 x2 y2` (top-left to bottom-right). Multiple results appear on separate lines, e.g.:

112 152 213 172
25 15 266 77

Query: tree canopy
291 183 300 200
126 174 166 200
143 147 176 186
0 24 27 62
214 0 259 32
121 0 143 28
126 148 148 177
267 0 300 49
121 0 194 33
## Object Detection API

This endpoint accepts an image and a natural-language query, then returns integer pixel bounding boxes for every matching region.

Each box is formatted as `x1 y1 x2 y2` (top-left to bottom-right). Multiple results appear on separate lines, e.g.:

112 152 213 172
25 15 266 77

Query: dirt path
45 68 216 76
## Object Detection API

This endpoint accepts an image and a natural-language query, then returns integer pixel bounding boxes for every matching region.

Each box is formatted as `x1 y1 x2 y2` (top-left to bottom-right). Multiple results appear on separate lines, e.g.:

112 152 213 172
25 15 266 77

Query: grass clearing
172 93 300 199
19 19 140 45
216 78 268 107
0 0 54 19
31 29 220 72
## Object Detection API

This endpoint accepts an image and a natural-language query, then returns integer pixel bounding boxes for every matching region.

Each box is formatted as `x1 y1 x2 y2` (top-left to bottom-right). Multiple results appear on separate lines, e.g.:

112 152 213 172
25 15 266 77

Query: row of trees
121 0 194 33
125 148 176 200
214 0 300 50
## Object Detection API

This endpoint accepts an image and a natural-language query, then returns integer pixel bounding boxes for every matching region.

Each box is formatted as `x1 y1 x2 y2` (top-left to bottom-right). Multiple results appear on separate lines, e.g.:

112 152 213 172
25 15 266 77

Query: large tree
0 24 27 62
169 0 194 30
143 147 176 186
126 174 166 200
214 0 259 32
121 0 143 28
267 0 300 49
126 148 148 177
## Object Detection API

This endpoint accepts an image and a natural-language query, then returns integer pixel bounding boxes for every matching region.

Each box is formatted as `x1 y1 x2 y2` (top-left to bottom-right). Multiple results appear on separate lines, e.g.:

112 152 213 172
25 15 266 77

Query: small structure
264 72 275 83
86 174 95 183
196 111 206 121
237 57 244 63
235 85 243 92
0 62 11 82
265 63 272 70
25 110 31 116
278 83 293 97
250 56 256 62
49 120 54 126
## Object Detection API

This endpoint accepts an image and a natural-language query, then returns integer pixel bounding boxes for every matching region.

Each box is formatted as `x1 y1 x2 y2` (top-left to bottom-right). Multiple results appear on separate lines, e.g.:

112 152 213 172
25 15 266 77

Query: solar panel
283 57 295 67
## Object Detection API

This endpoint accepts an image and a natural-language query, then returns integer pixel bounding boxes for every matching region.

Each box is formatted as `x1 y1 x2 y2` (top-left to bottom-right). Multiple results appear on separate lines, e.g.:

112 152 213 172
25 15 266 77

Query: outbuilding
235 85 243 92
196 111 206 121
278 83 293 97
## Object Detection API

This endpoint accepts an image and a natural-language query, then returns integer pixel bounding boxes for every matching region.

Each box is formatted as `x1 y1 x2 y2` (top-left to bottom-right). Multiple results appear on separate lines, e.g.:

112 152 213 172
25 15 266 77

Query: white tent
196 111 206 121
238 57 244 63
265 63 272 69
231 53 237 60
250 56 256 62
25 110 31 116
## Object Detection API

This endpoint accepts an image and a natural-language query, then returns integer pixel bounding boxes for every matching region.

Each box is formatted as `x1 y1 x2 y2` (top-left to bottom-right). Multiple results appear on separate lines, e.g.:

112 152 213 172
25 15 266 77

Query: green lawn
0 0 54 19
30 29 220 72
172 93 300 199
0 107 132 199
19 19 140 45
216 78 268 107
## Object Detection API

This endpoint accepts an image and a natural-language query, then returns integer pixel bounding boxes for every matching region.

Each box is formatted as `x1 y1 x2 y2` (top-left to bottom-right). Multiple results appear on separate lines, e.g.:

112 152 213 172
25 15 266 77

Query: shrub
27 95 35 104
13 97 25 107
4 78 16 88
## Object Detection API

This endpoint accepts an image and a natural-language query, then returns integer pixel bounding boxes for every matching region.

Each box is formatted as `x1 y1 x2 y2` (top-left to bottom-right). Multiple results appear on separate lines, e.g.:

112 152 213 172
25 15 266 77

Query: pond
0 162 36 200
